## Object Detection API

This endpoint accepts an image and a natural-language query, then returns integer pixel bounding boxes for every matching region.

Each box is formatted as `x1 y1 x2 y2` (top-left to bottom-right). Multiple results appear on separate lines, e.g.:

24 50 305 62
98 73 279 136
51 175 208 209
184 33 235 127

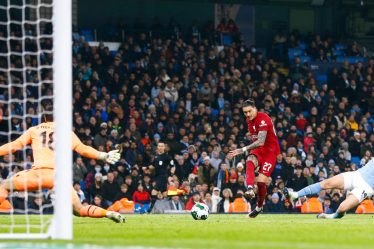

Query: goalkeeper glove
98 150 121 164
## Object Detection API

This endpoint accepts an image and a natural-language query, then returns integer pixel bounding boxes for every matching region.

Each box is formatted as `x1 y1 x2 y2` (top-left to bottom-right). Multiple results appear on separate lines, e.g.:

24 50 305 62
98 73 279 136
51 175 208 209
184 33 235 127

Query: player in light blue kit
284 158 374 219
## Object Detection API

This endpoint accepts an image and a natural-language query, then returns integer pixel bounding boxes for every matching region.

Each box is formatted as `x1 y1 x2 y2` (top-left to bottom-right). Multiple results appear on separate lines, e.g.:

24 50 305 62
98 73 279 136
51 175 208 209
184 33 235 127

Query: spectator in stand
341 142 352 162
286 126 302 148
322 197 333 214
202 192 212 211
236 175 247 194
283 199 294 213
88 173 103 202
210 150 222 170
236 162 245 177
211 187 222 213
303 167 314 185
94 126 108 149
229 189 250 213
217 188 233 213
216 162 230 191
114 183 132 201
287 165 308 191
29 196 45 214
198 156 217 187
132 183 151 213
350 131 362 159
73 181 86 203
143 174 153 194
73 157 88 183
296 112 308 131
124 175 136 197
315 159 328 179
303 130 315 153
185 192 204 210
361 150 373 167
281 157 294 184
101 172 120 206
164 80 179 105
174 154 188 182
330 192 342 212
227 171 239 196
265 193 284 213
151 192 169 214
168 195 185 212
92 194 108 209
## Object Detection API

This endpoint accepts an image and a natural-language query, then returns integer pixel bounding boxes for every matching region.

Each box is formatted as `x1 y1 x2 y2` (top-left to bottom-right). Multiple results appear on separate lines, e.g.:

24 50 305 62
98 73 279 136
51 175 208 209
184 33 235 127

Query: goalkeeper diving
0 103 124 223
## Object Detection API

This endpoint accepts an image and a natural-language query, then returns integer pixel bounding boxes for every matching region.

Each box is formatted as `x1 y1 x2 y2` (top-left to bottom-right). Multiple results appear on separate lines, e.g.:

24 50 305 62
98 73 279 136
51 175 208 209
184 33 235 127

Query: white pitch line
0 243 186 249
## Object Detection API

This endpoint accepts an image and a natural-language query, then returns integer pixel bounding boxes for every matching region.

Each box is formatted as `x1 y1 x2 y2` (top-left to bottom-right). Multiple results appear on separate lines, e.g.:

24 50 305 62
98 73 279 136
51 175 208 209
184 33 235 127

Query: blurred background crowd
0 15 374 214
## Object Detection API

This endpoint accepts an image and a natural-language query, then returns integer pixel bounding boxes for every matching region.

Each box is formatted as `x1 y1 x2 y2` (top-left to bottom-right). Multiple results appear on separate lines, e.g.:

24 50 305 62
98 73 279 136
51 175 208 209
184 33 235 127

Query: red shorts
250 147 279 177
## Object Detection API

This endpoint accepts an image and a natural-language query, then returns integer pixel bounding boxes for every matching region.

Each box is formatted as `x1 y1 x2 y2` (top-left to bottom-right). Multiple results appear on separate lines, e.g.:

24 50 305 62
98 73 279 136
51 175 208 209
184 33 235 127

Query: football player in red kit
228 99 280 218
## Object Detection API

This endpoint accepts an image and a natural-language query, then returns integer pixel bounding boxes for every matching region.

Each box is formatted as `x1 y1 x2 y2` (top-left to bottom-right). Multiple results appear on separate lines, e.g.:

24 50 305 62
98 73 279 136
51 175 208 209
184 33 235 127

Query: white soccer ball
191 202 209 220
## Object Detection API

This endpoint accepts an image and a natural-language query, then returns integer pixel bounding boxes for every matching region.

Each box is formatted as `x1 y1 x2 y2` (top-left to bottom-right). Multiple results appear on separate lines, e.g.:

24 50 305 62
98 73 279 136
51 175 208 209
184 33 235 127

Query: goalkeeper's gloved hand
98 150 121 164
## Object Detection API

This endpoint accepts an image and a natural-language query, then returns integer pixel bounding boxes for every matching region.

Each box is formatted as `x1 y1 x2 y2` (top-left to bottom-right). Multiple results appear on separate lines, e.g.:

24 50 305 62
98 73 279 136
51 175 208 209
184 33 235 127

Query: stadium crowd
0 18 374 214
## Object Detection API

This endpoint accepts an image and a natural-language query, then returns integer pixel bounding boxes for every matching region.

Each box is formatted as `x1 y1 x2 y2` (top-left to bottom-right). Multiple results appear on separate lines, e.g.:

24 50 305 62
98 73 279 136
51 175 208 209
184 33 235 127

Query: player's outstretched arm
228 131 267 158
72 132 120 164
98 149 121 164
0 131 31 156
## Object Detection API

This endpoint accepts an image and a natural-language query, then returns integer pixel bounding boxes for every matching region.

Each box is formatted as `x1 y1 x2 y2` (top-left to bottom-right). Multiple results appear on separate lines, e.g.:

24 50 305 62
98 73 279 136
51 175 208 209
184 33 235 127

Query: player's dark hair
242 98 256 108
41 100 53 122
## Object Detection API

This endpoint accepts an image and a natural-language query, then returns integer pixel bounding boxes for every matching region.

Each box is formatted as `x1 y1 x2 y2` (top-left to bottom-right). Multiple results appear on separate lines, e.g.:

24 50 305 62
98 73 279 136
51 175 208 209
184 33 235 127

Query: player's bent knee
338 202 350 213
320 181 329 189
247 155 258 167
321 179 335 189
256 173 268 183
2 179 13 191
72 201 83 216
71 187 83 216
73 207 81 217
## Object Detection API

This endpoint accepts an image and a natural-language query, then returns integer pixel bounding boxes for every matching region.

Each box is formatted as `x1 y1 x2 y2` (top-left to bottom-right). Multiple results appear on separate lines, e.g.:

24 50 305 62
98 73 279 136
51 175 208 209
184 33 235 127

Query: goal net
0 0 72 239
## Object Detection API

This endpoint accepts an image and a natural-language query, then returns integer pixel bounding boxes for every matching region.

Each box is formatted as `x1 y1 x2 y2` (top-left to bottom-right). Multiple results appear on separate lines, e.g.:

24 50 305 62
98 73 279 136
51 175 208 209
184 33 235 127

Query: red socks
256 182 267 208
246 160 255 187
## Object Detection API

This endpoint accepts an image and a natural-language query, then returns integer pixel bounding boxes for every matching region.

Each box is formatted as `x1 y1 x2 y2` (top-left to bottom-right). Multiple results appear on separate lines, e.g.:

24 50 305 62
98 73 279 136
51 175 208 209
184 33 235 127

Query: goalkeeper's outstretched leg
0 170 125 223
72 188 125 223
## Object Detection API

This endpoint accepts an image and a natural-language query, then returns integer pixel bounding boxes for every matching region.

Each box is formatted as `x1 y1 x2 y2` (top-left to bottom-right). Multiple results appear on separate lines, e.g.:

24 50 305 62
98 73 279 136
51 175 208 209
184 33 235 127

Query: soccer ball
191 203 209 220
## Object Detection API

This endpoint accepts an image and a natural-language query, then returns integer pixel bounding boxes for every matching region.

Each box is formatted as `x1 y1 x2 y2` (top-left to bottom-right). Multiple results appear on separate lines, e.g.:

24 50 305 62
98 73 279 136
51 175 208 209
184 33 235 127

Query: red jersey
246 112 280 155
132 191 151 204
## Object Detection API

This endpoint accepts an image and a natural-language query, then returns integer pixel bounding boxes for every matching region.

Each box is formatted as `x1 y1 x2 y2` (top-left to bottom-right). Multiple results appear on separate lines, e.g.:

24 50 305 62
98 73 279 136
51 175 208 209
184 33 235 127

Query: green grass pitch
0 214 374 249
